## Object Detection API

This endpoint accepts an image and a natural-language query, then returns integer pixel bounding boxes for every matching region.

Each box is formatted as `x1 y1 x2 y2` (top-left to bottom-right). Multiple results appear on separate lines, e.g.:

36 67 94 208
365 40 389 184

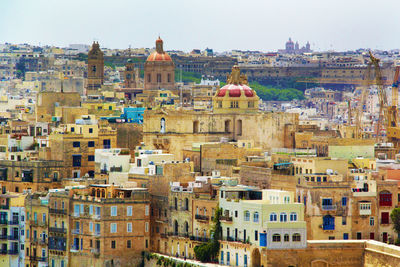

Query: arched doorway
251 248 261 267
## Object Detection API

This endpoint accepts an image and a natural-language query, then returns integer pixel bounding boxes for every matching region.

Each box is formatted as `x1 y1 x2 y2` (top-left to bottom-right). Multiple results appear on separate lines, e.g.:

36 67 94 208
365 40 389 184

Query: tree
390 207 400 243
194 208 222 262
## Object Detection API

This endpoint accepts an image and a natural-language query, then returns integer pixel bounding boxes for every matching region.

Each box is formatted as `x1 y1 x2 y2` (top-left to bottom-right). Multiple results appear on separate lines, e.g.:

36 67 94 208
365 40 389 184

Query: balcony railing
0 220 7 225
70 245 79 252
49 208 67 215
321 205 337 211
0 235 7 240
195 214 209 221
0 249 6 255
30 256 47 262
92 214 101 220
220 215 233 222
190 236 210 242
94 231 101 237
160 233 168 239
8 220 19 225
49 227 66 234
7 249 18 255
323 224 335 231
7 235 18 240
91 248 100 254
72 229 80 235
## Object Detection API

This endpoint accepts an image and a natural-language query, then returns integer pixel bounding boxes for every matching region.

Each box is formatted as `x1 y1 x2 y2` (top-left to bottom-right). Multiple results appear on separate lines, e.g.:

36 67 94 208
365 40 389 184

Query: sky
0 0 399 52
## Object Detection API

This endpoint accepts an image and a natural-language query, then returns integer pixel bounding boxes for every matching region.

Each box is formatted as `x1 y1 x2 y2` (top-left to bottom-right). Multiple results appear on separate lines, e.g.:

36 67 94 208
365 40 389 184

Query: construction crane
388 66 400 127
368 51 387 142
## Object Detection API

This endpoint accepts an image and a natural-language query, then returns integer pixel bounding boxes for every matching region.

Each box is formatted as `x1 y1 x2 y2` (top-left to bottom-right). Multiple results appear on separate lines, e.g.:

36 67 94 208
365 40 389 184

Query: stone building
144 37 175 93
143 67 298 160
0 159 67 193
48 120 117 178
86 42 104 96
124 59 138 89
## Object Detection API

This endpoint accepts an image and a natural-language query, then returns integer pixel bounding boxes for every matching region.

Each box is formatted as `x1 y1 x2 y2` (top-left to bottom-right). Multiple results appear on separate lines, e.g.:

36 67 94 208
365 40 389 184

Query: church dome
217 84 255 98
215 65 256 98
146 37 172 62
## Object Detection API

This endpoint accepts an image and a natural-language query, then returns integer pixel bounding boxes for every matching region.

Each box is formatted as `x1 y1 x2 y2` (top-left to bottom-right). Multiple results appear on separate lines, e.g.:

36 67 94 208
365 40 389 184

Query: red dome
217 84 255 97
146 52 172 62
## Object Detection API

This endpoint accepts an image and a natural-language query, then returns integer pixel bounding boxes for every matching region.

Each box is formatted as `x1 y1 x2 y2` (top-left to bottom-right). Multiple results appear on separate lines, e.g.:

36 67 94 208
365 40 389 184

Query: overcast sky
0 0 399 52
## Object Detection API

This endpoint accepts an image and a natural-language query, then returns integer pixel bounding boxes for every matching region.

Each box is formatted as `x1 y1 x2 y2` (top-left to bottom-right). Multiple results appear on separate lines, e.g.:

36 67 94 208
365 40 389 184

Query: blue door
259 233 267 247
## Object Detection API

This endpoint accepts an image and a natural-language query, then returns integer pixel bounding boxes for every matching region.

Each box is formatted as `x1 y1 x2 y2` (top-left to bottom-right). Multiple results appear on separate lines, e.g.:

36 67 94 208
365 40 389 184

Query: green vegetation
175 70 202 84
391 208 400 244
193 208 222 263
250 81 305 101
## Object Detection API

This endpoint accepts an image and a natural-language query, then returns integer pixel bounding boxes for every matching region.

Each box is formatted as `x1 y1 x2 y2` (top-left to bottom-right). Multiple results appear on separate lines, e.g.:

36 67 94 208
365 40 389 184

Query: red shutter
381 212 389 224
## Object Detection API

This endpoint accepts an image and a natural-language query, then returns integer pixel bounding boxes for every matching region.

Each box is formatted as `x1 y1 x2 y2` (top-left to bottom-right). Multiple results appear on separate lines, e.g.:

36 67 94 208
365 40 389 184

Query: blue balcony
323 224 335 231
322 205 337 211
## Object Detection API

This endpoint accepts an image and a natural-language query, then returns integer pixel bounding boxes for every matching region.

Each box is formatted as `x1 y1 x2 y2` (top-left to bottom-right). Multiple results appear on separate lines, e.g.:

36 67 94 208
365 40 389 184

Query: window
111 206 117 216
379 192 392 206
167 73 171 83
127 223 132 233
145 222 149 232
145 205 149 216
127 206 132 216
284 234 289 242
253 212 259 222
357 232 362 240
127 240 131 248
88 141 95 147
72 155 81 167
280 212 287 222
255 230 258 241
342 197 347 206
370 217 374 226
110 223 117 233
343 233 349 240
89 222 93 232
88 155 95 161
147 74 151 82
289 212 297 221
74 204 80 216
89 205 93 215
342 216 347 225
270 213 277 221
73 142 80 148
323 215 335 230
89 128 93 133
244 211 250 221
230 101 239 108
157 73 161 83
235 211 238 218
71 127 75 133
248 101 254 108
272 234 281 242
292 233 301 242
381 212 389 224
111 240 116 249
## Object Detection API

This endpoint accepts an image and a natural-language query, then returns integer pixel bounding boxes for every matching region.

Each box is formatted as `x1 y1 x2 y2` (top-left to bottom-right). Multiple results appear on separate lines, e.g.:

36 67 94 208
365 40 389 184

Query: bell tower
86 41 104 95
124 59 137 88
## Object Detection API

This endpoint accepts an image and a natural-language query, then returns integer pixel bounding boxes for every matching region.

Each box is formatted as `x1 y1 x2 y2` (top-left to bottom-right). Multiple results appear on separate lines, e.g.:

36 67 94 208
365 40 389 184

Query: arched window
292 233 301 242
253 212 259 223
284 234 289 242
280 212 287 222
269 213 277 222
160 118 166 133
174 220 179 235
290 212 297 221
193 121 199 133
184 198 189 211
244 211 250 221
272 234 281 242
224 120 231 133
236 120 242 136
184 221 189 234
